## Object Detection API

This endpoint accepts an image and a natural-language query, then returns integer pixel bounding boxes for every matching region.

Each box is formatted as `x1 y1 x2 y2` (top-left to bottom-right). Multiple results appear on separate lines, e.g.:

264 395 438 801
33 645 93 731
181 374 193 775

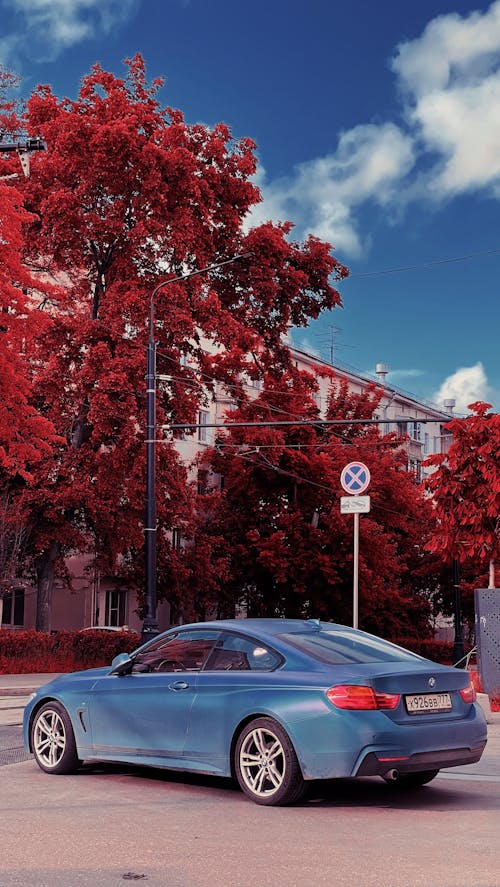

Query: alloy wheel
238 725 286 798
33 708 67 769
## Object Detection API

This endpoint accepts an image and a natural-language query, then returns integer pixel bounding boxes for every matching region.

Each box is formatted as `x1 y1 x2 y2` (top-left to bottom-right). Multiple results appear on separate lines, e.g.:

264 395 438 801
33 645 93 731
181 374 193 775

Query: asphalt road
0 725 31 767
1 724 499 887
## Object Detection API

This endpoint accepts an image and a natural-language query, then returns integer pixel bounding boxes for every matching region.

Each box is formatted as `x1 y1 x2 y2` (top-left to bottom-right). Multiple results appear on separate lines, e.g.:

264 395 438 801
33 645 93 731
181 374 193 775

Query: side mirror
110 652 133 675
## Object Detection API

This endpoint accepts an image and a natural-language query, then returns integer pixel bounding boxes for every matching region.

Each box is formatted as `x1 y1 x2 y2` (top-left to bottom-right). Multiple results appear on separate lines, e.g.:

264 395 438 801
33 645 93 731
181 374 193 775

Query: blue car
23 619 487 805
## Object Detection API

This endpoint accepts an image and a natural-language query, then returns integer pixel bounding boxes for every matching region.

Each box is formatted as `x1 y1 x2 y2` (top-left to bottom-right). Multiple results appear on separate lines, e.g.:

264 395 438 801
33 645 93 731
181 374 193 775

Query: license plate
405 693 452 714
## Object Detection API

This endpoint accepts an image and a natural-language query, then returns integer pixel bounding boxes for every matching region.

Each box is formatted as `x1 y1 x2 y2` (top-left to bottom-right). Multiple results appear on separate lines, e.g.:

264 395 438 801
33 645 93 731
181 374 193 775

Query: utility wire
347 246 500 280
220 446 428 526
164 416 447 431
27 267 455 446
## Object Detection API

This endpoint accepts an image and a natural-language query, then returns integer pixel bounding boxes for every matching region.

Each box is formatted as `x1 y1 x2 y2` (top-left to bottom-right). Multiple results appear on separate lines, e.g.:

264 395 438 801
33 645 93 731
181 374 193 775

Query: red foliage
0 629 140 673
468 667 500 711
395 638 455 664
425 402 500 581
1 54 346 626
0 156 62 592
0 183 60 483
182 370 440 637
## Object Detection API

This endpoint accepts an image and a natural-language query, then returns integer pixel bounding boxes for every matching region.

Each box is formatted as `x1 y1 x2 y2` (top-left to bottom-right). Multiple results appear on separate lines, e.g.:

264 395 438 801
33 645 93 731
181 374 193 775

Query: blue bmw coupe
23 619 487 805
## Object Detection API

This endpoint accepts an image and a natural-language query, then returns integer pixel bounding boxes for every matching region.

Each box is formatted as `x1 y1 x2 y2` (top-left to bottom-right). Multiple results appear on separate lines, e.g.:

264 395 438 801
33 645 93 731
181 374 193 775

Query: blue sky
1 0 499 412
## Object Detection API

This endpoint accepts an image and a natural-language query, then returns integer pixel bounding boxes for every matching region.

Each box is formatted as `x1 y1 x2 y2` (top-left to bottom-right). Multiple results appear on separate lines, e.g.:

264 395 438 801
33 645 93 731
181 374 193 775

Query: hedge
0 629 141 674
393 638 463 665
0 631 474 675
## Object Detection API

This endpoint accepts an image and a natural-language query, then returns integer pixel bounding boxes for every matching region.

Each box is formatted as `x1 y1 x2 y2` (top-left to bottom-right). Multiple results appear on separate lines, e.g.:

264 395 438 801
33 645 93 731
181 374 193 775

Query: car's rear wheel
31 701 80 774
235 717 305 806
382 769 440 788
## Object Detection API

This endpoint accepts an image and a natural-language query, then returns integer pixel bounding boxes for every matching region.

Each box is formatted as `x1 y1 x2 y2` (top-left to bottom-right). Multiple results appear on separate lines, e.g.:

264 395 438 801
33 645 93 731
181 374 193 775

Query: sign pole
340 462 371 631
353 512 359 629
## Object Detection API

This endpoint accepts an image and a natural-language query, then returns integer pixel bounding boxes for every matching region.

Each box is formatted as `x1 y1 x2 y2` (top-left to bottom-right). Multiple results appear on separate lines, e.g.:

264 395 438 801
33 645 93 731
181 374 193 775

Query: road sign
340 495 370 514
340 462 370 495
340 462 371 631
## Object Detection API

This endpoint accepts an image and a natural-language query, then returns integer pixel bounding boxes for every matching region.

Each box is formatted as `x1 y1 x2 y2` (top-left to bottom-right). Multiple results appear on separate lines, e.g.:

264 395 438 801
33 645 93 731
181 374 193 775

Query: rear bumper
355 741 487 776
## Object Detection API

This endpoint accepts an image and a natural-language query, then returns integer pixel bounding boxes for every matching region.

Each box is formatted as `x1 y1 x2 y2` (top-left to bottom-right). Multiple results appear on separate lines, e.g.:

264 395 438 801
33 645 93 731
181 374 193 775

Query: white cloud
289 334 321 359
387 368 425 381
392 0 500 198
250 1 500 254
392 3 500 98
248 124 415 256
433 363 490 413
0 0 137 64
0 33 21 67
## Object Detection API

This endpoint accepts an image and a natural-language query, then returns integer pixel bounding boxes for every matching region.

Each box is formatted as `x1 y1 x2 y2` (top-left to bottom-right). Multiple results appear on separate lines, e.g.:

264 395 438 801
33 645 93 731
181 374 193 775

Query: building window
172 528 182 551
105 589 127 627
408 458 422 483
247 376 261 391
440 431 453 454
407 422 423 441
198 410 209 442
1 587 25 627
197 469 209 495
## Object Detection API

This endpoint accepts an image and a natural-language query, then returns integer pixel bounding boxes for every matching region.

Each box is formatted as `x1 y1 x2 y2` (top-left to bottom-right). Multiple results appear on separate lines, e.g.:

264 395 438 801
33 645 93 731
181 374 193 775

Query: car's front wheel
382 769 440 788
234 717 305 806
31 701 80 774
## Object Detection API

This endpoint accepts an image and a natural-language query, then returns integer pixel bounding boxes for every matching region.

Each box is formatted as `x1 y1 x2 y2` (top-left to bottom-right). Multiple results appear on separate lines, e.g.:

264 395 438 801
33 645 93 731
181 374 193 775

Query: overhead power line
162 416 446 432
347 247 500 280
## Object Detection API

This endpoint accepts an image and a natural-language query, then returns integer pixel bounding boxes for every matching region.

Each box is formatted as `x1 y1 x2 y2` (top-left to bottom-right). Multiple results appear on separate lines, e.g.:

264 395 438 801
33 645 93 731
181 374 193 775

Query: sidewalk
0 674 61 727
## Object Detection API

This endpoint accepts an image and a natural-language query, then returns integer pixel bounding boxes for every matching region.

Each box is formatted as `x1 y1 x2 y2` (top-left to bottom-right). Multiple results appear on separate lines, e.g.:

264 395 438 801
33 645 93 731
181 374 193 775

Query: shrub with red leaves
0 629 140 673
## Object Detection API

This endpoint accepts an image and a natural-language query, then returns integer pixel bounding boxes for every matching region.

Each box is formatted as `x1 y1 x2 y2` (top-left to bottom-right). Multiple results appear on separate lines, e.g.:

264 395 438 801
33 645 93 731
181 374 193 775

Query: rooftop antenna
327 325 342 365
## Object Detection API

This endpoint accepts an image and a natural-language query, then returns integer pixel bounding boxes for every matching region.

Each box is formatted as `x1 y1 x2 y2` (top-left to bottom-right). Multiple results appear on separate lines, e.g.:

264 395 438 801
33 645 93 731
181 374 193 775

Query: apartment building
1 347 455 634
290 350 454 481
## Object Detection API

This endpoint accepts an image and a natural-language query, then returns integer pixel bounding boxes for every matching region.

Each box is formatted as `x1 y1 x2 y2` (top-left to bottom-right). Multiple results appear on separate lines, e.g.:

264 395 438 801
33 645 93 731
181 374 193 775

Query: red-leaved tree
4 54 346 627
0 175 61 593
182 370 438 639
425 402 500 590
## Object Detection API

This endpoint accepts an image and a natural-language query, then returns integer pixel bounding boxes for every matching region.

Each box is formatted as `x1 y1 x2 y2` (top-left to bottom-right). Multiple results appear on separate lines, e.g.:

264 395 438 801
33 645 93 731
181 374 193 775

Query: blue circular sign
340 462 370 494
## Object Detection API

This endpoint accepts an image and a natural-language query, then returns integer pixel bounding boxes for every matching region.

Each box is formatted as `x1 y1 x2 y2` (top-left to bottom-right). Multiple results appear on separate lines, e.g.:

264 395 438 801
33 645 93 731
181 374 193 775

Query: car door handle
168 681 190 691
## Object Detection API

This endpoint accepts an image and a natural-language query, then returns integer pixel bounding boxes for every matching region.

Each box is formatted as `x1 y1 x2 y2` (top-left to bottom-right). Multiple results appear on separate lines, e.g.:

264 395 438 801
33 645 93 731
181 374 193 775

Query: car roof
174 618 344 638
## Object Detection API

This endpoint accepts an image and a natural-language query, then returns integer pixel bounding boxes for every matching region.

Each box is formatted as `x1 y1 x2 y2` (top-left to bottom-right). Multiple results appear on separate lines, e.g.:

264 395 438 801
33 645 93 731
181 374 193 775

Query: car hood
34 666 112 695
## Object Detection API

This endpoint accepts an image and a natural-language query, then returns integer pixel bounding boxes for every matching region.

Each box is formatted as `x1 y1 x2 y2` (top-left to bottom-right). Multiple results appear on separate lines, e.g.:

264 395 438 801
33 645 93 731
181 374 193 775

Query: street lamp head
0 135 45 152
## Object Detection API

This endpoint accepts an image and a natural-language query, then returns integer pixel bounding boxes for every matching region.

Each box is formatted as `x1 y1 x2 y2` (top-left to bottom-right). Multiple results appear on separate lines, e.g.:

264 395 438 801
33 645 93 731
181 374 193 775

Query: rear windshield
279 630 423 665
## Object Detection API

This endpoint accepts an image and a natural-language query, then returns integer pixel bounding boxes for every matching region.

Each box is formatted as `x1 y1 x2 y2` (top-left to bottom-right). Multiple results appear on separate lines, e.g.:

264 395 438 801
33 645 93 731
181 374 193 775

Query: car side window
132 630 220 673
203 632 282 672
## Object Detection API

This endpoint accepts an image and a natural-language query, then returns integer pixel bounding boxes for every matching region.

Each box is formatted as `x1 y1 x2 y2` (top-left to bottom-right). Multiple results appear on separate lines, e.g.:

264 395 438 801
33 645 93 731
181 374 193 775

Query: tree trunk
35 541 60 632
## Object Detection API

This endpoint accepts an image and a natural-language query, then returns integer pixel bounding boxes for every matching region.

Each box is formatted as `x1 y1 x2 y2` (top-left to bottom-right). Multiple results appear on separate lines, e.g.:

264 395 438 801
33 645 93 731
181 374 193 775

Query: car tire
235 717 306 806
31 701 80 775
382 769 440 788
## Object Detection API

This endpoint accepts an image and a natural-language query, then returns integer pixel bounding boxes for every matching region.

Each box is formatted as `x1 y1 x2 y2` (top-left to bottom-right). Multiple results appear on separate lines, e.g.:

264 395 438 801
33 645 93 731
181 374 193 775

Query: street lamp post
141 253 251 643
142 294 159 642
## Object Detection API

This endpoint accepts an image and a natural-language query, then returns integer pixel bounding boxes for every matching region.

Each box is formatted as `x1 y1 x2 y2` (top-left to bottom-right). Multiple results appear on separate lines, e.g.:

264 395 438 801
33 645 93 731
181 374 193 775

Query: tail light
326 685 400 710
459 680 476 704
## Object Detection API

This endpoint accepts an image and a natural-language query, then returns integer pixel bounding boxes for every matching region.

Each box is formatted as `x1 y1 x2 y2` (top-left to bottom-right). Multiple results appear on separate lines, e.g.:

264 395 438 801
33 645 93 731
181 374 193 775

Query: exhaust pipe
383 768 399 781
